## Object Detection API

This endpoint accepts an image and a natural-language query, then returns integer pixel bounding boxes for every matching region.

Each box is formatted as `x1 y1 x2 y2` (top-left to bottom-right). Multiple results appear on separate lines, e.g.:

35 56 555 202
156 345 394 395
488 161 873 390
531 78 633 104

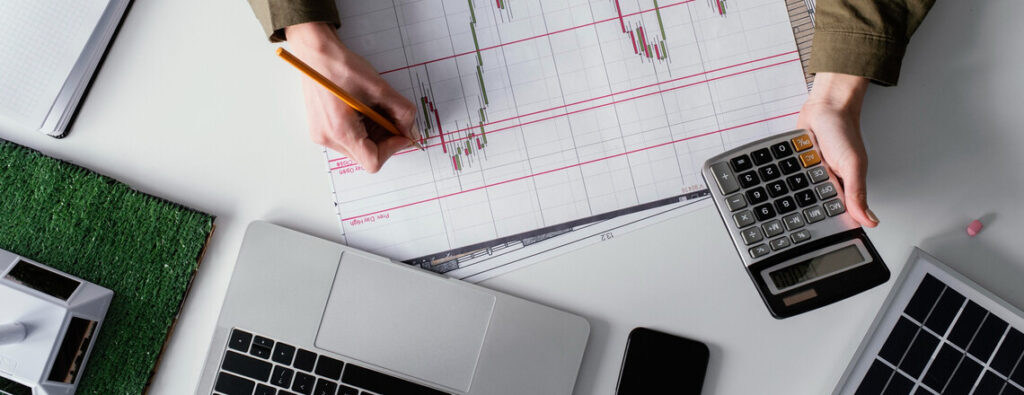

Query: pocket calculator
701 129 890 318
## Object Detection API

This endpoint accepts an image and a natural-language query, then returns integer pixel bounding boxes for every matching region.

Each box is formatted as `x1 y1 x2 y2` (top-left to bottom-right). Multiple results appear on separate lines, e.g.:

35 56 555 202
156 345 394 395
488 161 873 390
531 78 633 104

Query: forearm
285 22 343 58
806 73 870 115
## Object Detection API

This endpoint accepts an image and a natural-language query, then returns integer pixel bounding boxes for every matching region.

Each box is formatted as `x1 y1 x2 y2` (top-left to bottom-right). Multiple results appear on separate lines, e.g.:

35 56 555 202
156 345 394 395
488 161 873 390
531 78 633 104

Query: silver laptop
196 221 590 395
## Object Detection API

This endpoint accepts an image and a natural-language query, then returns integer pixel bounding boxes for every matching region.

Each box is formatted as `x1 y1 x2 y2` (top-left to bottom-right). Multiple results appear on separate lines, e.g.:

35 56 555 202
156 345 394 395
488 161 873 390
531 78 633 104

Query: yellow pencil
276 47 424 151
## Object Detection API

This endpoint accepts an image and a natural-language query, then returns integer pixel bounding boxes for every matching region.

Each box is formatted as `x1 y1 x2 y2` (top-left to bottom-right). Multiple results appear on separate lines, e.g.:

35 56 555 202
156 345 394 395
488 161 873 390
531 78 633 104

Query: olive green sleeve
808 0 936 86
248 0 340 42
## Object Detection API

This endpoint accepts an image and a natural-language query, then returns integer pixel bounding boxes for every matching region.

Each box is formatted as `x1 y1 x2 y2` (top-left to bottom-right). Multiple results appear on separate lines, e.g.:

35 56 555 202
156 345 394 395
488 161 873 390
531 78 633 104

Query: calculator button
758 164 781 181
771 142 794 159
783 214 805 230
745 187 768 204
791 230 811 244
765 180 788 198
785 173 809 191
729 154 752 172
815 182 838 200
807 166 829 184
733 210 755 228
710 162 740 194
778 157 801 175
725 194 746 211
750 148 773 165
799 150 821 167
738 171 760 188
803 206 826 223
774 197 797 214
753 203 776 221
740 227 764 245
824 198 846 216
791 134 813 152
794 190 818 207
749 244 770 258
762 220 784 238
770 237 791 251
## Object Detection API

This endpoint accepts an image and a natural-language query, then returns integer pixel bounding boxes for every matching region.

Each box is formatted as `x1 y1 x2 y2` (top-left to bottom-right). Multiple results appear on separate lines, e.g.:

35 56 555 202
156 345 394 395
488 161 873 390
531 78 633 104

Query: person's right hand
284 22 419 173
796 72 879 228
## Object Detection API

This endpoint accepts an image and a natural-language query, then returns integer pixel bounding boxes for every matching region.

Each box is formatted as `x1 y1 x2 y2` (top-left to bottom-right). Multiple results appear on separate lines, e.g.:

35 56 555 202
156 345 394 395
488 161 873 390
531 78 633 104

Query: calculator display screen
770 245 865 289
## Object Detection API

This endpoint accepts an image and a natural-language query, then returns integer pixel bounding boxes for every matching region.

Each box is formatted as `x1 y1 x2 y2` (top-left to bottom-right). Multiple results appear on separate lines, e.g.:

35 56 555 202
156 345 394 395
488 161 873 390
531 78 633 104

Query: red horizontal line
330 56 799 170
379 0 695 75
331 51 795 163
421 51 796 145
340 110 800 221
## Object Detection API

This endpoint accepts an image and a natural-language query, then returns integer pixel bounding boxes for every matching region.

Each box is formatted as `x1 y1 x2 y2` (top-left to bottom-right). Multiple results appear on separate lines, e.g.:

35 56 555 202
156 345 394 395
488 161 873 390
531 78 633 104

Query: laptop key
277 391 299 395
216 372 256 395
271 365 294 388
254 335 275 349
292 372 315 395
343 363 449 395
256 384 277 395
337 384 359 395
294 349 317 372
251 343 272 359
315 355 344 380
314 378 338 395
222 350 272 382
229 329 253 352
273 342 296 365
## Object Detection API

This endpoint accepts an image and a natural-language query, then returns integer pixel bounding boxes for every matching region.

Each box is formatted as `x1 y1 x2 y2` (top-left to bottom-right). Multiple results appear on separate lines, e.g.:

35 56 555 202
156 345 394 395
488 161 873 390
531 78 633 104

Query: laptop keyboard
214 328 450 395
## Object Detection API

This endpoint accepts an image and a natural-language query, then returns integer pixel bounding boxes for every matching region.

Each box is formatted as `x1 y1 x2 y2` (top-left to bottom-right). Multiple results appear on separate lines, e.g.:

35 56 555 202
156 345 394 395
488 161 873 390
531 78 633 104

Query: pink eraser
967 219 983 237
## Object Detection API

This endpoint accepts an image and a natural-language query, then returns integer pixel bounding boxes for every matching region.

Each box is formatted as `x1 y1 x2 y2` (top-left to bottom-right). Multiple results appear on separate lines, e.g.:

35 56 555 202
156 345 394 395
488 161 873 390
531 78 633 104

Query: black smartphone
615 327 710 395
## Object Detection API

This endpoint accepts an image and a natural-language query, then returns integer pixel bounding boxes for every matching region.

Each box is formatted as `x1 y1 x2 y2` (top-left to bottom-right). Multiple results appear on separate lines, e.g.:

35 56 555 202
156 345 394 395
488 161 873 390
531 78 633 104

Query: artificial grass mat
0 139 214 394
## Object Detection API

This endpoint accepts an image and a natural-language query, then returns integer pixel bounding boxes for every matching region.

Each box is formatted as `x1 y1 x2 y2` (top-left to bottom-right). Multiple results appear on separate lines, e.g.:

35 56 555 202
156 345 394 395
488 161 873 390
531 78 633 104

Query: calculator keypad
807 166 828 183
738 171 760 188
783 214 804 230
708 132 852 260
815 182 837 200
766 180 788 198
758 164 781 181
762 220 784 238
725 194 746 211
804 206 826 223
751 148 773 165
730 155 752 172
734 211 755 228
779 158 801 174
753 203 776 222
771 142 793 159
799 150 821 167
824 198 846 216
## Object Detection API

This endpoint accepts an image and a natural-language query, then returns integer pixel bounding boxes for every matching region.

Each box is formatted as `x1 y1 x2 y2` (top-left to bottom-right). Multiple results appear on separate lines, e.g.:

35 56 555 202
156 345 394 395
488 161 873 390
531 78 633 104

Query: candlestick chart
323 0 807 281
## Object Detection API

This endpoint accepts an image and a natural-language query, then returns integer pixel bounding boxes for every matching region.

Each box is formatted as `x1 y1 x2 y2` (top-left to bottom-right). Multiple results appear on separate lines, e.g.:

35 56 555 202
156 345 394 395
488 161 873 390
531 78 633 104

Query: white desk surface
1 0 1021 393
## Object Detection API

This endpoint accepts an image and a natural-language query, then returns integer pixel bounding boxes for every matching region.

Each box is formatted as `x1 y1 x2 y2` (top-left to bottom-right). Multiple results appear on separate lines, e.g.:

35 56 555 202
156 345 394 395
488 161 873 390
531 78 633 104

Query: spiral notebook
0 0 131 137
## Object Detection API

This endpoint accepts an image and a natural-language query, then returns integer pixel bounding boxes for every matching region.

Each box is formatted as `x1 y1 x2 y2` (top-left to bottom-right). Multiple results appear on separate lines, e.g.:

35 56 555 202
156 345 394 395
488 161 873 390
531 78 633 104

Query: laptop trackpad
316 254 495 392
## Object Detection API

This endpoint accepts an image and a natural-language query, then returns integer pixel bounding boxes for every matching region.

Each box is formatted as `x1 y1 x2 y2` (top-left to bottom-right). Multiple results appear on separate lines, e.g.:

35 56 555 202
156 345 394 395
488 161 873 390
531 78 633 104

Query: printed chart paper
323 0 808 281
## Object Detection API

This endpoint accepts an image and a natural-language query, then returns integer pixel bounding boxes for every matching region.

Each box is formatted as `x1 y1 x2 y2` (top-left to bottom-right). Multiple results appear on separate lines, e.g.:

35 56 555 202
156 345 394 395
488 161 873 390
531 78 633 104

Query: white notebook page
0 0 108 128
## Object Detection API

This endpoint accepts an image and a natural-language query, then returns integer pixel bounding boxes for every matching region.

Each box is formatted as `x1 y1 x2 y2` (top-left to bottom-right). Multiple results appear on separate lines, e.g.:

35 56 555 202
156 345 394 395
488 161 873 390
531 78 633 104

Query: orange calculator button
791 134 813 152
799 150 821 167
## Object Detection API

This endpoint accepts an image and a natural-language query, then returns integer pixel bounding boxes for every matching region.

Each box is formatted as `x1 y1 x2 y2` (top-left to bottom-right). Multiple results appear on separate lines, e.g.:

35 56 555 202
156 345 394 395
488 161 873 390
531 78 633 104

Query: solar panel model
834 248 1024 395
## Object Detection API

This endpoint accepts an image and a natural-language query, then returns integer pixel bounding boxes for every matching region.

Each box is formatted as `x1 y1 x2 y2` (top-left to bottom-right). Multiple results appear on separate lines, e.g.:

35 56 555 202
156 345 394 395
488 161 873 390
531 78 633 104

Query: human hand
284 22 419 173
796 72 879 228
